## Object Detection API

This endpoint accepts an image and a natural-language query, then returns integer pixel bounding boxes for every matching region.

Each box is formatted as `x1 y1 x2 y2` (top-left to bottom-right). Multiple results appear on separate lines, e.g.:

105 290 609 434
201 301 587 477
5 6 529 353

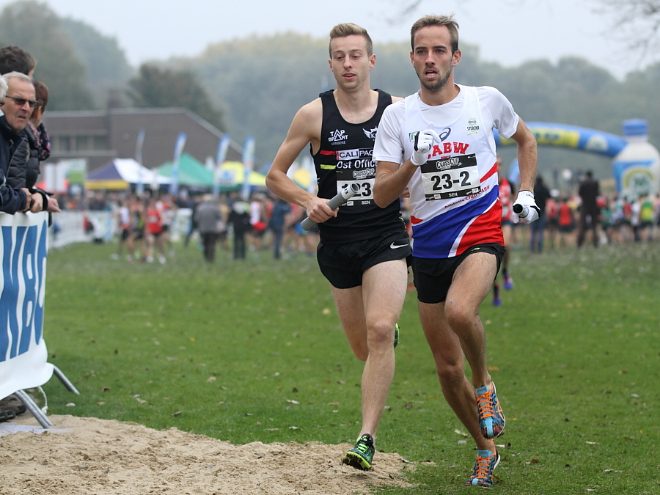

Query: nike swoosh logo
390 242 409 249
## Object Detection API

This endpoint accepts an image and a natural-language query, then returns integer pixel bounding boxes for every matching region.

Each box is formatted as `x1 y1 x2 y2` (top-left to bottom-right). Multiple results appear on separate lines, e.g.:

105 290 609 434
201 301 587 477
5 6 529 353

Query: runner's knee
436 360 464 387
366 318 395 349
445 303 474 331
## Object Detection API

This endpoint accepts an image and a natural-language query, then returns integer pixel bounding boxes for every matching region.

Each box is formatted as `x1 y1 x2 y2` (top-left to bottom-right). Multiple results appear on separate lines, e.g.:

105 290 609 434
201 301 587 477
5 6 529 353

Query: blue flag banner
0 212 53 399
170 132 187 196
135 129 146 194
213 134 231 198
241 136 255 200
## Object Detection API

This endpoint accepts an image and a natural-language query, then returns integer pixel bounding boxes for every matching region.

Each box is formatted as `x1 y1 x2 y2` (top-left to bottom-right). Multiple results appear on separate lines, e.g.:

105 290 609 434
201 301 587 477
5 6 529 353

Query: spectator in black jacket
530 175 551 253
228 194 251 260
21 80 59 212
0 72 33 214
577 170 601 248
0 44 59 213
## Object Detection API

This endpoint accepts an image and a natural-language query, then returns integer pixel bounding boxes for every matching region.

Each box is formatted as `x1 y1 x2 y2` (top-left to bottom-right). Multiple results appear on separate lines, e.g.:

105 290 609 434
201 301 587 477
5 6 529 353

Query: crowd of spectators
79 170 660 265
80 189 320 263
506 171 660 252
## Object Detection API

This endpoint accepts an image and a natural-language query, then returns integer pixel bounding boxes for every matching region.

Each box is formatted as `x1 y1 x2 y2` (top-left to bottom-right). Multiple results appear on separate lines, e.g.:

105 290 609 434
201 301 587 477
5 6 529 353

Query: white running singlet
374 85 519 258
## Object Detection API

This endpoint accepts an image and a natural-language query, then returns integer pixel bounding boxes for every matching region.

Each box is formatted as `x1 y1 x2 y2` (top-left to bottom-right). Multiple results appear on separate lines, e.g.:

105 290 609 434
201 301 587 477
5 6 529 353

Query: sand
0 415 414 494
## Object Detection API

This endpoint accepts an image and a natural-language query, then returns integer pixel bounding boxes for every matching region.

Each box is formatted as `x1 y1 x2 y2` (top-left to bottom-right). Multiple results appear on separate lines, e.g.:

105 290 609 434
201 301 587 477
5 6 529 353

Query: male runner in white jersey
373 15 539 488
266 23 409 471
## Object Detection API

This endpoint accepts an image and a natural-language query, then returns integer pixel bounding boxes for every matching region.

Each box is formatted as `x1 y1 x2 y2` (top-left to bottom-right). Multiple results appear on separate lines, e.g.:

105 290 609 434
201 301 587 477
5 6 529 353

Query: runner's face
410 25 460 93
329 35 375 91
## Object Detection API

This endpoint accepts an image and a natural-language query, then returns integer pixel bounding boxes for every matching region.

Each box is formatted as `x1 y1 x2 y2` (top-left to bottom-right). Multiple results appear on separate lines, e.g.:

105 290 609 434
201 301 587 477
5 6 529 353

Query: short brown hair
0 45 36 75
329 23 373 56
410 15 459 52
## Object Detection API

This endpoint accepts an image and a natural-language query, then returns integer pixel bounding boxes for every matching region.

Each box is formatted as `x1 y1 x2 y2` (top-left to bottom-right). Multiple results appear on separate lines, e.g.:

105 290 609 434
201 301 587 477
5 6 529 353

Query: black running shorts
317 231 411 289
412 243 505 304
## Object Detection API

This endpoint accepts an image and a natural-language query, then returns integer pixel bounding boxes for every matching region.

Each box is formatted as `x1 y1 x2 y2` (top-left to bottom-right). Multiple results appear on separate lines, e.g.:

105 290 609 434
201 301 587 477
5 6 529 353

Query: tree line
1 0 659 176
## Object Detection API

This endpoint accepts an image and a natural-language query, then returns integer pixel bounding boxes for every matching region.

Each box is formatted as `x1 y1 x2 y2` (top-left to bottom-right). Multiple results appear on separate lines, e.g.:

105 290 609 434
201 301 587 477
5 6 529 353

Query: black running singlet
313 89 406 243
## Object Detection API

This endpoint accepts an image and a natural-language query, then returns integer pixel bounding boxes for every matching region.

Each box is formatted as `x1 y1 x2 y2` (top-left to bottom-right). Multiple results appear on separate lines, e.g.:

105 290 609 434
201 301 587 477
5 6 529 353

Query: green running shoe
343 433 375 470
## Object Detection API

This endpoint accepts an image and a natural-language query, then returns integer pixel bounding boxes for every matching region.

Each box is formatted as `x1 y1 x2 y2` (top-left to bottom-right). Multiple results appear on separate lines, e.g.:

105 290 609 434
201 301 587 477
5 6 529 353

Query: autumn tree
128 63 226 131
0 1 94 110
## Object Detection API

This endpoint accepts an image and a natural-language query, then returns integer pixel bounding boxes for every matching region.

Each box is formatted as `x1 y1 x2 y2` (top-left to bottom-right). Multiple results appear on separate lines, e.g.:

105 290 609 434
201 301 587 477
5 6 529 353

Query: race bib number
420 153 481 200
337 179 374 206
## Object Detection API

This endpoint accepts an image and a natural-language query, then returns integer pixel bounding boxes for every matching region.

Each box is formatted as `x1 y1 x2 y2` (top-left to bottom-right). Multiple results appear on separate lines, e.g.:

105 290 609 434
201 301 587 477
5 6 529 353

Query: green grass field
41 239 659 494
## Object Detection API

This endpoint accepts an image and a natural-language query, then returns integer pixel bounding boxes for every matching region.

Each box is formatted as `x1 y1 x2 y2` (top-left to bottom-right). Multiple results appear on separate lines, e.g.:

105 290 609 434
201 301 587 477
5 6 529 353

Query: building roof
44 107 243 171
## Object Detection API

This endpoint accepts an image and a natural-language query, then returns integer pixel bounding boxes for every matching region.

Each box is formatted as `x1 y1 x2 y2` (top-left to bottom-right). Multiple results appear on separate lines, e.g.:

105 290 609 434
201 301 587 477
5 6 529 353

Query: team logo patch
466 118 480 135
363 127 378 139
328 129 348 144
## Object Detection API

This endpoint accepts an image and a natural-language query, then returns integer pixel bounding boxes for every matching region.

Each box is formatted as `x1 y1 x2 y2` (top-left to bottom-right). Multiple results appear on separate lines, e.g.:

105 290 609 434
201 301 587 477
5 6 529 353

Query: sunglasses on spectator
5 95 38 109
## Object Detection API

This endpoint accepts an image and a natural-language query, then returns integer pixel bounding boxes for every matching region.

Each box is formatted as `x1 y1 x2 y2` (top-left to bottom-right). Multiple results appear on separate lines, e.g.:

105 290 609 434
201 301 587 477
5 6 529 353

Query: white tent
113 159 172 185
85 159 171 190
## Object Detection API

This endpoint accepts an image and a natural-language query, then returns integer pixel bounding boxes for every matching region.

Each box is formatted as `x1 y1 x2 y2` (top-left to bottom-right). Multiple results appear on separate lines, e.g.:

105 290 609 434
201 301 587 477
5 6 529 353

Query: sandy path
0 415 414 494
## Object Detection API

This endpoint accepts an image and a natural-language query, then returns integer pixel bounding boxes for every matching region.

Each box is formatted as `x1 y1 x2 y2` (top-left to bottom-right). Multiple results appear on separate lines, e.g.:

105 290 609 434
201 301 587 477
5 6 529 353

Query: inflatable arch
494 121 627 157
495 121 660 197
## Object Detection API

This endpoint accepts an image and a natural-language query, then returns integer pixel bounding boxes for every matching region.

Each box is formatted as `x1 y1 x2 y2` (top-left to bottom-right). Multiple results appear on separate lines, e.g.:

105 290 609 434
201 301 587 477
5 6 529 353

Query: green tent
156 153 213 187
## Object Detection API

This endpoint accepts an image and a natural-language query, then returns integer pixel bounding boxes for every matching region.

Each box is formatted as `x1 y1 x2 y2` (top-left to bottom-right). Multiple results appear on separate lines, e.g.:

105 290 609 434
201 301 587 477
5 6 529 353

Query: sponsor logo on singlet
353 169 372 180
438 127 451 141
430 141 470 157
337 149 360 160
363 127 378 139
409 127 452 143
328 129 348 144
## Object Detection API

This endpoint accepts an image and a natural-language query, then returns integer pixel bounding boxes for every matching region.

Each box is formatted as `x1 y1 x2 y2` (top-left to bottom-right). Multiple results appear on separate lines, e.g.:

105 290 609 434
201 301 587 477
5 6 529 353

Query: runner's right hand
411 129 441 166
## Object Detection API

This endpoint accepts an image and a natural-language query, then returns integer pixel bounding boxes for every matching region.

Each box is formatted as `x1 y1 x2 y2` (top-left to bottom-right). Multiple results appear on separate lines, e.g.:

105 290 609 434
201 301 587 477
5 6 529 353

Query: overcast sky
2 0 656 80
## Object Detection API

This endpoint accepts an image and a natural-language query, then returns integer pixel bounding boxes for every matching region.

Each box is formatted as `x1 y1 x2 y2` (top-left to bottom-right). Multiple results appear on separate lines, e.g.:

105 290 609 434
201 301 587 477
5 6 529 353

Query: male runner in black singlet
266 23 409 471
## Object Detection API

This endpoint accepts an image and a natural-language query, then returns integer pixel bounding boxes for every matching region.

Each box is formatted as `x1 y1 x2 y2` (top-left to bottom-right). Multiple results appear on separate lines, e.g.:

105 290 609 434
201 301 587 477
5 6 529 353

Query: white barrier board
0 212 53 399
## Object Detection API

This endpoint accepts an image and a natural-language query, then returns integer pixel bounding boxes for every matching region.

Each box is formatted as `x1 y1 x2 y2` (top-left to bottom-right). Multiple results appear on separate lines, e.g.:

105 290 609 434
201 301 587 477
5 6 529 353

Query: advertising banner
0 212 53 400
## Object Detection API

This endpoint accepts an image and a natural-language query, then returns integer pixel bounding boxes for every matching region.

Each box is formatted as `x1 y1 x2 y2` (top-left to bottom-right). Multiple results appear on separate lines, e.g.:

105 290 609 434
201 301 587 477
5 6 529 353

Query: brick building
43 107 243 171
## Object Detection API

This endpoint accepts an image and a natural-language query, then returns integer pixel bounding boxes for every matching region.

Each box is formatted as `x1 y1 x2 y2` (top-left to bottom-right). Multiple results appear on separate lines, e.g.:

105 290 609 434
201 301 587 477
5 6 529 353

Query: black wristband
39 191 49 209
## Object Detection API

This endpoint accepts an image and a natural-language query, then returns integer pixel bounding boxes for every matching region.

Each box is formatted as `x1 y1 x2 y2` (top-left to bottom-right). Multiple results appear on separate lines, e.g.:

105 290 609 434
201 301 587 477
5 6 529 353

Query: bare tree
388 0 660 46
382 0 660 66
385 0 423 25
595 0 660 56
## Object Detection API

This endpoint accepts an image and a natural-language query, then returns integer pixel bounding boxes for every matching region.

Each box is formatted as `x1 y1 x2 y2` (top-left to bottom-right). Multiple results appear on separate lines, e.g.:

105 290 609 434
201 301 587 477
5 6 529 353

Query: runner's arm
265 101 337 223
511 118 537 192
374 160 417 208
372 102 416 207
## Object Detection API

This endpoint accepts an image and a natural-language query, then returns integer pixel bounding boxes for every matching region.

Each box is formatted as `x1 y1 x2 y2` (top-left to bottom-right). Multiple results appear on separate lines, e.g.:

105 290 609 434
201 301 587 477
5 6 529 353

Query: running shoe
466 449 500 488
492 284 501 307
343 433 375 470
503 275 514 290
475 382 505 439
394 323 400 348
